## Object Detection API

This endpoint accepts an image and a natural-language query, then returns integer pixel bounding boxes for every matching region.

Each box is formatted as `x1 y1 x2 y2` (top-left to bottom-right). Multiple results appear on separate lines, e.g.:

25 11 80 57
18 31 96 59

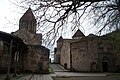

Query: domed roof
72 29 85 38
20 8 36 21
88 34 96 37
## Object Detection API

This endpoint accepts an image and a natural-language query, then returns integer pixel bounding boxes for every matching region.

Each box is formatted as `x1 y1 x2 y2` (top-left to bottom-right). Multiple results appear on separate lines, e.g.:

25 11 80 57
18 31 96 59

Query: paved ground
0 64 120 80
50 64 67 72
50 72 109 77
50 64 109 77
50 64 120 80
0 74 53 80
30 74 53 80
52 74 120 80
0 74 33 80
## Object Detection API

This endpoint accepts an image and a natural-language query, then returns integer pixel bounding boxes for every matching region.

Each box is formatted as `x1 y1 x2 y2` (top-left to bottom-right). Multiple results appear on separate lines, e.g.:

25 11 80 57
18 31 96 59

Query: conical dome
20 8 36 21
19 8 36 33
72 29 85 39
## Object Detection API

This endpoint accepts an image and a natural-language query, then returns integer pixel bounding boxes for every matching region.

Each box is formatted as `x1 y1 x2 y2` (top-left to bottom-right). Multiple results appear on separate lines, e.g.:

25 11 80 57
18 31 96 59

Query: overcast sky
0 0 23 33
0 0 99 37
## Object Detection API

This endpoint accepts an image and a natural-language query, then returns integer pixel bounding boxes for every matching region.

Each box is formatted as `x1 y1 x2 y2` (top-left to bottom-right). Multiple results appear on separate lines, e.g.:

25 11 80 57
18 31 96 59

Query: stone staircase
29 74 53 80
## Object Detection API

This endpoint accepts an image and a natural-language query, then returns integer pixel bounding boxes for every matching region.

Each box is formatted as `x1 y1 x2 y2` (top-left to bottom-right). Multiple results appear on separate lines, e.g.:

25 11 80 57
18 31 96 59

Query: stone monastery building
12 8 50 73
0 8 49 73
54 29 120 72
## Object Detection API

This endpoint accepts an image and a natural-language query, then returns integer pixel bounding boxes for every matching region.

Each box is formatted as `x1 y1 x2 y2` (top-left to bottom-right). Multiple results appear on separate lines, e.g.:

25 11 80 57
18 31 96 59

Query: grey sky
0 0 22 33
0 0 99 37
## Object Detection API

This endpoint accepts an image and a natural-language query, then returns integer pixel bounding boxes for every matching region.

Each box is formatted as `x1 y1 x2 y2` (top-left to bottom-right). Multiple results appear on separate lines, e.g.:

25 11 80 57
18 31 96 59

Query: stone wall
23 45 49 73
55 29 119 72
70 36 115 72
0 41 9 72
71 39 91 71
0 40 3 65
54 48 60 63
60 40 71 69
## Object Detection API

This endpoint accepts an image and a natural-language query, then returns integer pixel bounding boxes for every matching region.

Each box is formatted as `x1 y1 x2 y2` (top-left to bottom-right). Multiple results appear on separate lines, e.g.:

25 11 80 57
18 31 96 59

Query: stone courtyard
0 1 120 80
0 64 120 80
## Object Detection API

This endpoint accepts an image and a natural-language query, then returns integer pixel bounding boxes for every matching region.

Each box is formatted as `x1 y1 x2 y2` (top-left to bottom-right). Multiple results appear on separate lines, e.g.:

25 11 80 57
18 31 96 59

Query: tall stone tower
19 8 36 33
12 8 42 45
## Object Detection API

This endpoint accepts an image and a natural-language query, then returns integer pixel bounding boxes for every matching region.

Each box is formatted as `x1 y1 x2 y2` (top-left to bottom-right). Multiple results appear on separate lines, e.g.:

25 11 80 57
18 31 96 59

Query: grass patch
49 67 54 74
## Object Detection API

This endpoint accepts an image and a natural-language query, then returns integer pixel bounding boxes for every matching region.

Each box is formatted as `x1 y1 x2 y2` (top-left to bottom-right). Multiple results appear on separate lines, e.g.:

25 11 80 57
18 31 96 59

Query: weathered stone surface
55 29 117 72
12 8 49 73
0 8 49 73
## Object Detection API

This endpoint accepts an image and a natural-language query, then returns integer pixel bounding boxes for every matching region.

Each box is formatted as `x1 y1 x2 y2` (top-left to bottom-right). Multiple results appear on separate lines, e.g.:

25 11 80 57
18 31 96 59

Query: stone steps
30 74 53 80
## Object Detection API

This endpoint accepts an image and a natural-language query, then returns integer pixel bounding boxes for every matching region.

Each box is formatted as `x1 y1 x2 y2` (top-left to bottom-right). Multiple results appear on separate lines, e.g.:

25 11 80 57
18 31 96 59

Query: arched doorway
102 56 110 72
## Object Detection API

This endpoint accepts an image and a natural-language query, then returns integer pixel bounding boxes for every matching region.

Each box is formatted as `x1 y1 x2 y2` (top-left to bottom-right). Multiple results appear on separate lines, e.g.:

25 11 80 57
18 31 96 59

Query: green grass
49 67 54 74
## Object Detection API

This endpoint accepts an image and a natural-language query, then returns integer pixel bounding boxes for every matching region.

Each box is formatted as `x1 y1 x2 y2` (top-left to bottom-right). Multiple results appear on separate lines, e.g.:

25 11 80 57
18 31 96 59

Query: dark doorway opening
64 63 67 69
102 62 108 72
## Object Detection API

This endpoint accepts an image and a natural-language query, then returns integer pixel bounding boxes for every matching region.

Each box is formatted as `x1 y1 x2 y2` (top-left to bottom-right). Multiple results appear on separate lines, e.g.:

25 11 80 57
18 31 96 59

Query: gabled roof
20 8 36 21
57 36 63 42
72 29 85 38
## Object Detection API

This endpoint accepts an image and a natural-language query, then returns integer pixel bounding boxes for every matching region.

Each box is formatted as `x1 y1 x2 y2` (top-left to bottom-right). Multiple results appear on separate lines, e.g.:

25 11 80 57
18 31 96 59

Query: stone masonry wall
61 41 70 69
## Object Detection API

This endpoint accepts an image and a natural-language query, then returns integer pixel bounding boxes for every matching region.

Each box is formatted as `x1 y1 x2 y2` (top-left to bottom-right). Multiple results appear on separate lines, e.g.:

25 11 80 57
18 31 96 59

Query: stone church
12 8 50 73
54 29 118 72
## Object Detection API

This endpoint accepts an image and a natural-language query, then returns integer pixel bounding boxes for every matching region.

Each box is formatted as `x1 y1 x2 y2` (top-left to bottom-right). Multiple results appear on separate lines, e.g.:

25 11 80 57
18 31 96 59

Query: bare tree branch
15 0 113 46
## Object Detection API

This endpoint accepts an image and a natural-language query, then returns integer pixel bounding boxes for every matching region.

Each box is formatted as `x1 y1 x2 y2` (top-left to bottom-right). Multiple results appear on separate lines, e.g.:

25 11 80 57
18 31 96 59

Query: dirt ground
52 74 120 80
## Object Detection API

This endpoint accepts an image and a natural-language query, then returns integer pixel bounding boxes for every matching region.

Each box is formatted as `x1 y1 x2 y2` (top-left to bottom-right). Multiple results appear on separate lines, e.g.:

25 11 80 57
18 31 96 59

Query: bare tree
91 0 120 34
14 0 109 45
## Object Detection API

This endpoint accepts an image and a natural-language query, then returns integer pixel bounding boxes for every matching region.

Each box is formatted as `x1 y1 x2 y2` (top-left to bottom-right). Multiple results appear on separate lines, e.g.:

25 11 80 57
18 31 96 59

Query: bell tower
19 8 36 33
